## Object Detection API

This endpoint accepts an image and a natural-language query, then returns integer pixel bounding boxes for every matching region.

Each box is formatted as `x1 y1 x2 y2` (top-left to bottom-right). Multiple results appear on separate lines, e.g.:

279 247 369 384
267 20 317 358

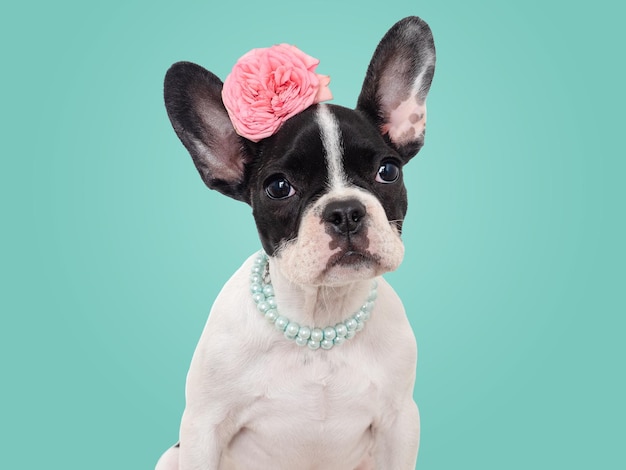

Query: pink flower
222 44 333 142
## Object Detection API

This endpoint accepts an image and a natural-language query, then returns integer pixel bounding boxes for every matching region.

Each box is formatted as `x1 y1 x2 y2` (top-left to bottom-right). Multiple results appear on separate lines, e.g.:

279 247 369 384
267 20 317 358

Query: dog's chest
190 257 414 468
225 349 382 467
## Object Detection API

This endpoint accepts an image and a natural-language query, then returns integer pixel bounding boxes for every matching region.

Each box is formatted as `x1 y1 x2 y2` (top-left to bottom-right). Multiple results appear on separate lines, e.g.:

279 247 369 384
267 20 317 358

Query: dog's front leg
178 407 238 470
373 399 420 469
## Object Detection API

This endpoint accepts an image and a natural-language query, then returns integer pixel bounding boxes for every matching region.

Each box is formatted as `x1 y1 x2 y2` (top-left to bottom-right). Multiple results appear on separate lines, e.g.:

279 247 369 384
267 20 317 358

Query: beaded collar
250 251 378 350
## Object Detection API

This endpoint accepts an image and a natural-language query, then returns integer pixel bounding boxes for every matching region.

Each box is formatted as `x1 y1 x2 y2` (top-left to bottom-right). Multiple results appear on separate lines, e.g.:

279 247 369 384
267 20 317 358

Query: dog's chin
319 250 386 286
274 237 405 288
328 249 376 269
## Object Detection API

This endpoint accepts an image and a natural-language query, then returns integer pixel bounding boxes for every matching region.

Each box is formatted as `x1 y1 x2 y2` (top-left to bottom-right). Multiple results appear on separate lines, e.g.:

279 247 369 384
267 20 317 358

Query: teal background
1 0 624 468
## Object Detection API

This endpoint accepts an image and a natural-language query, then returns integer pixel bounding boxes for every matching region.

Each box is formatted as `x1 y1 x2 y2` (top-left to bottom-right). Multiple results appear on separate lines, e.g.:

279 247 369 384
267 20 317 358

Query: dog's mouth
327 249 379 269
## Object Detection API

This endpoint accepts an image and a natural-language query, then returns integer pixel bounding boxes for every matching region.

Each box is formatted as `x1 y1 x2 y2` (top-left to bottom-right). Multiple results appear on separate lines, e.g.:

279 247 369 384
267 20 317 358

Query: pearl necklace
250 251 378 350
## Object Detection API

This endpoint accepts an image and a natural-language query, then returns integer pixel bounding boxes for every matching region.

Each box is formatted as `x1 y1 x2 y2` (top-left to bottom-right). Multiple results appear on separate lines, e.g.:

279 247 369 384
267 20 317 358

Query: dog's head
164 16 435 287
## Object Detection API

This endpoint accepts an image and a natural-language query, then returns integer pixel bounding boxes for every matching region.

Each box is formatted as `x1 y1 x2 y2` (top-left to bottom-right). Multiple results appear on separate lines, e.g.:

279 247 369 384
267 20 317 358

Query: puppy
157 16 435 470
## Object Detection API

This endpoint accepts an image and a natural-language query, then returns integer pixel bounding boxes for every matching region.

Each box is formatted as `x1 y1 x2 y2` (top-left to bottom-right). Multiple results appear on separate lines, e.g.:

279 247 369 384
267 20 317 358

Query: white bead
367 289 378 301
321 339 334 350
263 285 274 296
297 326 311 340
275 316 289 331
354 311 364 322
256 301 270 313
355 321 364 331
310 328 323 342
334 336 345 346
250 283 263 293
266 296 277 308
345 318 357 331
335 324 348 337
362 301 374 313
323 327 336 341
295 336 308 347
251 265 262 274
285 322 300 338
250 273 262 284
264 309 278 323
346 330 356 339
307 340 320 350
252 293 265 304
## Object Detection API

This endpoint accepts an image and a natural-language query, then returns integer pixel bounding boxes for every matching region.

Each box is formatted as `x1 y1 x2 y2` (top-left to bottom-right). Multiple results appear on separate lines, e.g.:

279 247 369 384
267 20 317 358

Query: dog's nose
322 199 367 236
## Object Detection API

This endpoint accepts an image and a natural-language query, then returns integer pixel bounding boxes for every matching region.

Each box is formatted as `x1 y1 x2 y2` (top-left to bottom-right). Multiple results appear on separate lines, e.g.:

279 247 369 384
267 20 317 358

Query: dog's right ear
164 62 252 203
356 16 436 162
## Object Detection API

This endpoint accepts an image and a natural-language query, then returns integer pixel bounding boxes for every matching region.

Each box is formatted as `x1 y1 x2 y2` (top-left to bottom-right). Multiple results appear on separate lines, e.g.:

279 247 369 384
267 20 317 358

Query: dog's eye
265 176 296 199
376 161 400 183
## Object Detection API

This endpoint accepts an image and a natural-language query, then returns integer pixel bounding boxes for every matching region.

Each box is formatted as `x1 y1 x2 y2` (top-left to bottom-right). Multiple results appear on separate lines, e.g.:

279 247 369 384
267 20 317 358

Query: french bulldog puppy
157 16 435 470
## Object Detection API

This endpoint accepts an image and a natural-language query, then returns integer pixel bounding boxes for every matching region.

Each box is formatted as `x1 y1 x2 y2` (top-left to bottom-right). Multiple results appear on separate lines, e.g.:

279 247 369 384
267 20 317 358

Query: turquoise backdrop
2 0 624 468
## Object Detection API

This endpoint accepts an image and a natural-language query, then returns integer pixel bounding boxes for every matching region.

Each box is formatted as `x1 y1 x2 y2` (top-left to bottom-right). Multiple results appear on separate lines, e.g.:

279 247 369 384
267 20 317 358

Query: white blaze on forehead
316 105 347 189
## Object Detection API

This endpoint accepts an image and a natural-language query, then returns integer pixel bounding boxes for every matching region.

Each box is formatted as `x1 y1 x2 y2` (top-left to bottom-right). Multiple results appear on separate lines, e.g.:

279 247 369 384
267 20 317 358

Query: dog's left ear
357 16 436 161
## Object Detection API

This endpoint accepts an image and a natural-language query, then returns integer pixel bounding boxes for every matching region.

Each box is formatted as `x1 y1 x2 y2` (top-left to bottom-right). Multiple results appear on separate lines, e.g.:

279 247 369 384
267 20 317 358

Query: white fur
157 254 418 470
317 105 347 190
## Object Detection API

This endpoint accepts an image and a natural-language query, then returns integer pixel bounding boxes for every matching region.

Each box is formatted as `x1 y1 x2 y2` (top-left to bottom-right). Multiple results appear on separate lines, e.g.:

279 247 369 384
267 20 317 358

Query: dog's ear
164 62 253 203
357 16 436 161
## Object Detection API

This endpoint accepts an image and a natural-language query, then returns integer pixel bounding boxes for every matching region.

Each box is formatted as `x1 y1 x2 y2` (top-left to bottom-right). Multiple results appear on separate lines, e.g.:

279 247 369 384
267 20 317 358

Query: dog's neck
267 257 374 328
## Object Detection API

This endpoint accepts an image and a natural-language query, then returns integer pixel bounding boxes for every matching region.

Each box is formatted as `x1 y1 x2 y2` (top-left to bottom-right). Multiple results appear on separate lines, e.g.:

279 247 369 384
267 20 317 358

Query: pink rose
222 44 333 142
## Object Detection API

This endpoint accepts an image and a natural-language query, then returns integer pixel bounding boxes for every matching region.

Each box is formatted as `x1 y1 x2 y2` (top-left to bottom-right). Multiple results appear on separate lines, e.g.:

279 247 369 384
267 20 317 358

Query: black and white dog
157 16 435 470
